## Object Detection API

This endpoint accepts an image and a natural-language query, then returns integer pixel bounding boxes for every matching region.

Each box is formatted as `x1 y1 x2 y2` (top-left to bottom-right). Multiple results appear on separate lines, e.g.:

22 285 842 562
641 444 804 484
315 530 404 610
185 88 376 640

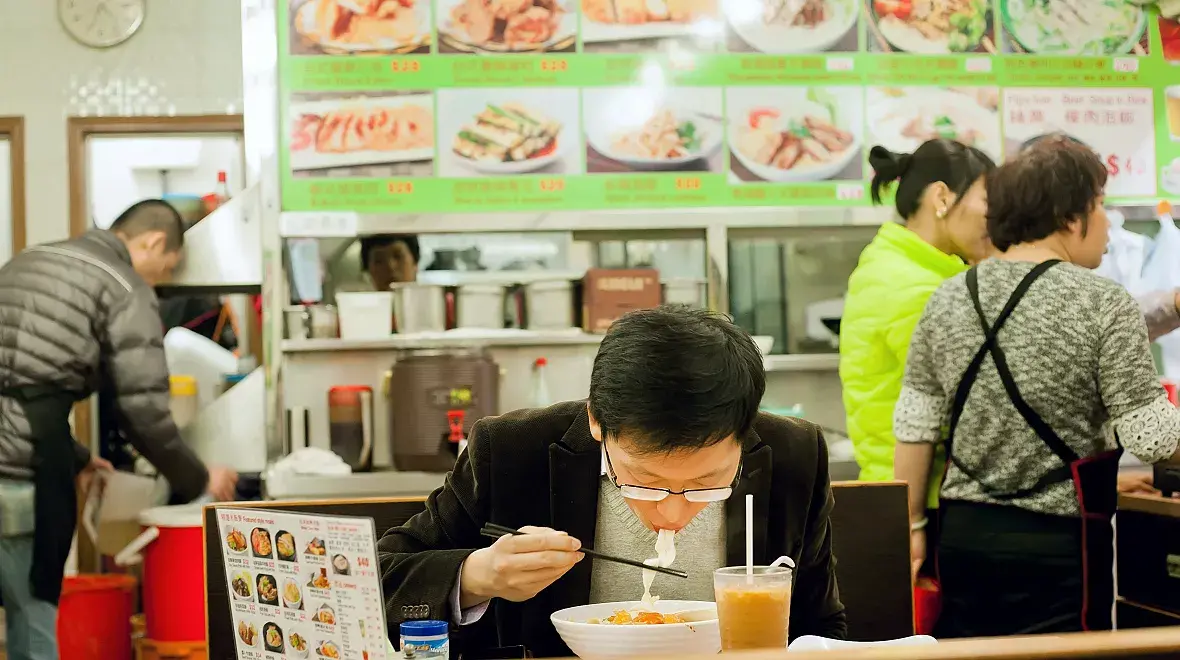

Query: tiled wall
0 0 244 246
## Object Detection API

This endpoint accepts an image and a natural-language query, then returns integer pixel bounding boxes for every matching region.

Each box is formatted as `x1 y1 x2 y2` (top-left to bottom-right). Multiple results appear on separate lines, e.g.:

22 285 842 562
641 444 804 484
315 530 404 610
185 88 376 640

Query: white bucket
336 291 394 340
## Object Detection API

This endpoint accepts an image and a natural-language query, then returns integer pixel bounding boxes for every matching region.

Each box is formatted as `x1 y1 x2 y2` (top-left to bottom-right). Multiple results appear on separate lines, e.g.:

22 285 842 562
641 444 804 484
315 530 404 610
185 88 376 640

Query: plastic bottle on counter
530 357 552 408
169 375 199 429
400 620 449 660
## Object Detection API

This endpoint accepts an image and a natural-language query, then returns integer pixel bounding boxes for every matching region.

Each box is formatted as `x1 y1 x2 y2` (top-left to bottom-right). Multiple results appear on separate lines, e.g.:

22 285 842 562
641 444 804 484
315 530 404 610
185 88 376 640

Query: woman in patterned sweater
893 137 1180 638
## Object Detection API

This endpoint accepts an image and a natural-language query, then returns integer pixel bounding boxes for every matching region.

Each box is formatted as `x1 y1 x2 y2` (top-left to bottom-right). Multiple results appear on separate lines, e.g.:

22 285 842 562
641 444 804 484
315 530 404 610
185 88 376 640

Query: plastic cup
714 565 793 651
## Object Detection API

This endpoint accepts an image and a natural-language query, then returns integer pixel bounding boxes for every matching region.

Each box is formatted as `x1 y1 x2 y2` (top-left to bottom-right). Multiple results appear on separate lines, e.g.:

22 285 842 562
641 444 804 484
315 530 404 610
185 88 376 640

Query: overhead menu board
278 0 1180 213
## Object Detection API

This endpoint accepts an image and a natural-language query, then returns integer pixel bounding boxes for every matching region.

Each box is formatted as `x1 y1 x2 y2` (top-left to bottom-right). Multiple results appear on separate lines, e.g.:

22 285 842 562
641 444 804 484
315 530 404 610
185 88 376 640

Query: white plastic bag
1096 208 1150 291
1135 203 1180 378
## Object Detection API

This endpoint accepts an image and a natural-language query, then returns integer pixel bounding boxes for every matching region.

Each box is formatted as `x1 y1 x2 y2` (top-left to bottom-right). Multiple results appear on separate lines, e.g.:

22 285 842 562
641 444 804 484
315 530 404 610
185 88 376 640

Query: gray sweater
588 477 725 604
895 259 1180 516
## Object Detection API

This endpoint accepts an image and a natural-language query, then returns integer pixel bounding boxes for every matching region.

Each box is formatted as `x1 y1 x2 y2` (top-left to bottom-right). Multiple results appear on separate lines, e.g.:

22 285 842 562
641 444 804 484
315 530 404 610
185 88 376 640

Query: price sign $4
1105 154 1145 178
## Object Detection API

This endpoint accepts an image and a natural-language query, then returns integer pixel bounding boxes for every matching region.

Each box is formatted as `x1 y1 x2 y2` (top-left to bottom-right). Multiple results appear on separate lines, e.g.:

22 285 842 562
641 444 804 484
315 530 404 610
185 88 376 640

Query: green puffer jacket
839 222 966 509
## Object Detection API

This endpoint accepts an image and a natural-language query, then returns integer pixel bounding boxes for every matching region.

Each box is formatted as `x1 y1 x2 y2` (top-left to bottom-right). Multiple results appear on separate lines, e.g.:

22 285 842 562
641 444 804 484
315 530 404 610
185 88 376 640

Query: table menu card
215 507 393 660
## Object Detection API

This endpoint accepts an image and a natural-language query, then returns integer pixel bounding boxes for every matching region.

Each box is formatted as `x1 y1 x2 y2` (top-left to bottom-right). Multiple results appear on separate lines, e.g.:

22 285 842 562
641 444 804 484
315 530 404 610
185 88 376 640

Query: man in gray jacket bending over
0 200 237 660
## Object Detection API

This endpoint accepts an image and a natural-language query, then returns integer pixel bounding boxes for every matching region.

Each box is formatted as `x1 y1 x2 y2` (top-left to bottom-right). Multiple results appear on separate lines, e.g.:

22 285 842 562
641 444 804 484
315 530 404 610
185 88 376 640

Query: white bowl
550 600 719 660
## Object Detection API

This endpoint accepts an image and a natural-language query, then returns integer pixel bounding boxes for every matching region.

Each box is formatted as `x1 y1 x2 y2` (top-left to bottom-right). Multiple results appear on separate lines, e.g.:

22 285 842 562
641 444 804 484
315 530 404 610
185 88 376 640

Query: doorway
0 117 26 265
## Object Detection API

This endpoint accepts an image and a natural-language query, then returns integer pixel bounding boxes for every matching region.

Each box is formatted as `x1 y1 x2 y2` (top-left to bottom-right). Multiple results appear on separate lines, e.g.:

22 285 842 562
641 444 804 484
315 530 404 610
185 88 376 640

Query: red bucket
58 574 137 660
116 505 207 642
913 577 942 635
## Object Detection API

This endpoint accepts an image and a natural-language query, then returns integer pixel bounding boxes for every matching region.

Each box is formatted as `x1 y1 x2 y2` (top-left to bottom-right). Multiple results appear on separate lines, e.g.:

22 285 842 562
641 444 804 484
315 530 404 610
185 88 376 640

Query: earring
936 208 947 219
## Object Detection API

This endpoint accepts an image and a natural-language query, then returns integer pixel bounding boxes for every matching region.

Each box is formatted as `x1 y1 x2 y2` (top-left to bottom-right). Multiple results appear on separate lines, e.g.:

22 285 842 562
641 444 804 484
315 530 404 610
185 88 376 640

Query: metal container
284 306 310 340
524 280 574 330
662 278 707 308
307 304 338 339
456 284 505 329
392 283 446 334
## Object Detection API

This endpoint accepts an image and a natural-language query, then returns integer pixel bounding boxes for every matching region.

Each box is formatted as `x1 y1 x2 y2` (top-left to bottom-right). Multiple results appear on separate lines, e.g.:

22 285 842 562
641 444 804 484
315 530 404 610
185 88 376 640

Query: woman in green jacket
840 139 995 577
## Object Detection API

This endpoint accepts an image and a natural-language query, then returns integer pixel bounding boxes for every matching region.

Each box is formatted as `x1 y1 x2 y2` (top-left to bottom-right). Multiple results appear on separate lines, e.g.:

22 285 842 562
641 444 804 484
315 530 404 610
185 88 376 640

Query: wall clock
58 0 146 49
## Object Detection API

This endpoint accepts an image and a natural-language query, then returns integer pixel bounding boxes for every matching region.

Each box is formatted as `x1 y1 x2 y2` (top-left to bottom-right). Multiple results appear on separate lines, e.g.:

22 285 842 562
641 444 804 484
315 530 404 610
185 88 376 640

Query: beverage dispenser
388 350 500 472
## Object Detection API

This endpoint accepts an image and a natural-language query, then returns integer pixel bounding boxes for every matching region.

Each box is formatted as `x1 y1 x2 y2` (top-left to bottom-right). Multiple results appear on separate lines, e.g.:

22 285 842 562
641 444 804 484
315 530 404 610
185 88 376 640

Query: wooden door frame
67 116 247 570
0 116 27 254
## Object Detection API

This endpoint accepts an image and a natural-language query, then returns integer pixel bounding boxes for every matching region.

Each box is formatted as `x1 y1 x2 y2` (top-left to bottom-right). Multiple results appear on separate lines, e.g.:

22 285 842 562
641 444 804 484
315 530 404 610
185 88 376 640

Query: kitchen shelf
763 353 840 372
282 330 605 353
279 206 894 238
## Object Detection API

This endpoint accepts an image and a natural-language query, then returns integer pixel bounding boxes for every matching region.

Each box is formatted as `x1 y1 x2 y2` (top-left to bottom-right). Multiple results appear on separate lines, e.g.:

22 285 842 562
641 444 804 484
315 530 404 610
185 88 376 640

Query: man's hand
206 466 239 501
459 526 583 609
77 456 114 498
1118 472 1159 495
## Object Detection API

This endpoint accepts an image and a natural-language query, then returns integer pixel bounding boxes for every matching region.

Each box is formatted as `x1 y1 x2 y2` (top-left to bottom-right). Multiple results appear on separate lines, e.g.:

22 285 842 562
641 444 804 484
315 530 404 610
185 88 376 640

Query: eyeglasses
602 445 741 503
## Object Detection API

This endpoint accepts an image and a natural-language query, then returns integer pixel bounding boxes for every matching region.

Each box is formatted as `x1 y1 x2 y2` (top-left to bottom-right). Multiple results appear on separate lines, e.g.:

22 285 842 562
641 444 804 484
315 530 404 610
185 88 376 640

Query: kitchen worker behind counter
378 305 845 657
893 137 1180 639
0 199 238 660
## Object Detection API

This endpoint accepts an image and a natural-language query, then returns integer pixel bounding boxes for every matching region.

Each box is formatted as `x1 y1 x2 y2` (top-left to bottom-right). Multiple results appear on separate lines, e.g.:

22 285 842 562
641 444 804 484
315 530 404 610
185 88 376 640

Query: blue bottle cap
400 620 448 637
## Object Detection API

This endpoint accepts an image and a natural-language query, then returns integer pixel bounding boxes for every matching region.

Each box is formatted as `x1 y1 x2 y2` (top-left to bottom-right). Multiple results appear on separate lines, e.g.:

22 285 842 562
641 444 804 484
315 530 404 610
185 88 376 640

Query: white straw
745 493 754 584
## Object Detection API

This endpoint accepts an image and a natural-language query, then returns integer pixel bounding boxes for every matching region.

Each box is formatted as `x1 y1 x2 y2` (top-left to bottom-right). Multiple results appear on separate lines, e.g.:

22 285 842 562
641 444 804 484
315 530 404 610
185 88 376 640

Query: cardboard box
581 268 661 333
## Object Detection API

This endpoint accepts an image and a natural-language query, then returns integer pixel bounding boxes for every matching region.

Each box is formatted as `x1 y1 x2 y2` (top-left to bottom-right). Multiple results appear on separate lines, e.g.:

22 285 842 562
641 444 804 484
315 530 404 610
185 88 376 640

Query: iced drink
714 566 793 651
1167 86 1180 142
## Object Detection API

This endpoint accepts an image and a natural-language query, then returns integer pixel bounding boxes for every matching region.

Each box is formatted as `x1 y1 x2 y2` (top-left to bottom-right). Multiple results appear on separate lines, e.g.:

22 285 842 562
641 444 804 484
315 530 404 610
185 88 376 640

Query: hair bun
868 146 913 181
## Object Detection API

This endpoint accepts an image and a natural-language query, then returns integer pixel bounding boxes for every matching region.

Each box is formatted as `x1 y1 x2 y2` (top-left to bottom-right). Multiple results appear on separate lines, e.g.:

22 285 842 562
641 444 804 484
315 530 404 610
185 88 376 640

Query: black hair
986 135 1107 252
588 305 765 456
110 199 186 251
1019 131 1088 153
360 234 420 269
869 139 996 219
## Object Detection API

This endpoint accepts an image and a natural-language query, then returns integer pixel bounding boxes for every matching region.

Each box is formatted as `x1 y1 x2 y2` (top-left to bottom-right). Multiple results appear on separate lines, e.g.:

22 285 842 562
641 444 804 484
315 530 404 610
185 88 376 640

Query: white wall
88 135 245 229
0 0 244 245
0 138 11 264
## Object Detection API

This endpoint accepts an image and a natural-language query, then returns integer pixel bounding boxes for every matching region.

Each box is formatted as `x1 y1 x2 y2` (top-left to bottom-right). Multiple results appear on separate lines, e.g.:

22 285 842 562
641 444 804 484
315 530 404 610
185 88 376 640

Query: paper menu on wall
215 508 393 660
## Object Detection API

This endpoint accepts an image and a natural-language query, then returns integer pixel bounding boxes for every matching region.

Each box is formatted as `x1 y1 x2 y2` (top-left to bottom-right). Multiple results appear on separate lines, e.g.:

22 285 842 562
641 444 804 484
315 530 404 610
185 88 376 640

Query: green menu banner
278 0 1180 214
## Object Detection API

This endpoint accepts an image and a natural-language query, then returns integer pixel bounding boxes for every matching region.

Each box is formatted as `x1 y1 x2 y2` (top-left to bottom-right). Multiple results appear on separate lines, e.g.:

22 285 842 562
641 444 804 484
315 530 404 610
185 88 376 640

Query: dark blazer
377 400 846 657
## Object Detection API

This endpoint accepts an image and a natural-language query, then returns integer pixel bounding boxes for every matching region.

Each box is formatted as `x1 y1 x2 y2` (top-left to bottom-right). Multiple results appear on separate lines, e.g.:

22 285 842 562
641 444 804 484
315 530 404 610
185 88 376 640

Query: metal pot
525 280 574 330
662 279 707 308
391 283 446 334
456 284 506 329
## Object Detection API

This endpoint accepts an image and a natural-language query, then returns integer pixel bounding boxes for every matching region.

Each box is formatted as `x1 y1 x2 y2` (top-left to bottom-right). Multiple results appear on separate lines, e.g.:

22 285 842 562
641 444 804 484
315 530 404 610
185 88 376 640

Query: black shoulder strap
945 260 1074 500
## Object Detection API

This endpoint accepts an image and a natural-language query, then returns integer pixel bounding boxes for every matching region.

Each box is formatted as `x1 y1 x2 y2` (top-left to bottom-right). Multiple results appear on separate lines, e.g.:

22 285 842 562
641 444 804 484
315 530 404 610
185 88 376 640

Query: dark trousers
934 500 1095 639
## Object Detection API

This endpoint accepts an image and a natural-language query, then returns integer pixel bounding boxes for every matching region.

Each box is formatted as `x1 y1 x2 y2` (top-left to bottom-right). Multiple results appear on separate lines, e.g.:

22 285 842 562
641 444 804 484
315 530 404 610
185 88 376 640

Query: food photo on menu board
288 0 432 54
435 88 583 176
287 91 435 179
583 86 725 173
1166 85 1180 197
998 0 1149 56
866 86 1002 163
581 0 726 53
726 85 864 184
218 509 391 660
438 0 578 52
1000 88 1157 198
864 0 995 53
723 0 860 53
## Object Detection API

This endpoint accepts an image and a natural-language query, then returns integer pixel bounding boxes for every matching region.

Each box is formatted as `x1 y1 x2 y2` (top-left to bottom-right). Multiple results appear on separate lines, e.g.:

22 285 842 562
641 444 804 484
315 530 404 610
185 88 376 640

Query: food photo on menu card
866 86 1002 163
726 85 865 184
287 91 435 179
723 0 860 53
581 0 726 53
1000 88 1158 198
864 0 995 53
436 88 582 177
288 0 432 54
998 0 1149 56
438 0 578 52
583 86 725 174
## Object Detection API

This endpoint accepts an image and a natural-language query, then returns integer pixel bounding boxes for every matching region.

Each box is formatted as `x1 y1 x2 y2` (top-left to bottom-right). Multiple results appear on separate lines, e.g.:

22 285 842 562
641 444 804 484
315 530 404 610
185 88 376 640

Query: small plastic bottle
400 620 449 660
530 357 552 408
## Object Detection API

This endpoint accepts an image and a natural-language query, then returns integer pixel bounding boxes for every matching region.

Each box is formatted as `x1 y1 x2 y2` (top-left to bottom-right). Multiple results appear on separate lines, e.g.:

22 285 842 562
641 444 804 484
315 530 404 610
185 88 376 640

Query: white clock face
58 0 146 49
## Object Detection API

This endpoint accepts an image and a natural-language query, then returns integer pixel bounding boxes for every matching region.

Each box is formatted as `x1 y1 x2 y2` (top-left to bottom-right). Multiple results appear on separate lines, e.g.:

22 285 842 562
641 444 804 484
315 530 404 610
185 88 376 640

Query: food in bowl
309 568 332 590
237 620 258 647
305 537 327 556
318 641 341 658
251 528 273 557
283 577 303 609
257 574 279 605
231 571 253 599
551 600 720 659
331 553 351 575
226 528 247 553
276 530 297 561
264 622 284 652
591 610 688 625
314 604 337 625
289 631 310 654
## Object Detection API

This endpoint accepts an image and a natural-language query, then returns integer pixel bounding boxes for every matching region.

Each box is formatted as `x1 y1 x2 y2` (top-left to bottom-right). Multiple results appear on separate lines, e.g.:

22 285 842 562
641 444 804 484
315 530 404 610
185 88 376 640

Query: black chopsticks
480 522 689 579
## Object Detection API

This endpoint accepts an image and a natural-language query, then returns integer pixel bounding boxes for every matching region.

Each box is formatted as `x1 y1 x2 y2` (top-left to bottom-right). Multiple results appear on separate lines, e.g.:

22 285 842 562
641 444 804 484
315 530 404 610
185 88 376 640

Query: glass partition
0 136 11 265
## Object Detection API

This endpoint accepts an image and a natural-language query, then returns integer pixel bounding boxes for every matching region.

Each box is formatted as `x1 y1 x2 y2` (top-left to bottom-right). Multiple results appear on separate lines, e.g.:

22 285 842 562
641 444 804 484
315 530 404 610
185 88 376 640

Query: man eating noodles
378 305 846 656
